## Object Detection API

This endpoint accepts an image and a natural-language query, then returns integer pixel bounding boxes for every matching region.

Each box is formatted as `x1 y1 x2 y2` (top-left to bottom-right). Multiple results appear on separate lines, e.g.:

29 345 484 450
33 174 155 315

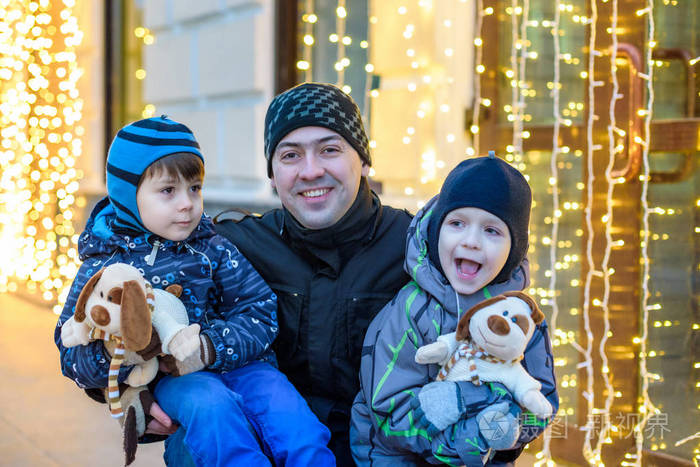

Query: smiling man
213 83 413 465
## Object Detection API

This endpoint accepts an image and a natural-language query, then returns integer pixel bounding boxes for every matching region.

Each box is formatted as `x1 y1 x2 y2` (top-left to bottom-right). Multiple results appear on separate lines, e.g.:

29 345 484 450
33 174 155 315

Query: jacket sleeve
200 237 278 372
55 262 134 388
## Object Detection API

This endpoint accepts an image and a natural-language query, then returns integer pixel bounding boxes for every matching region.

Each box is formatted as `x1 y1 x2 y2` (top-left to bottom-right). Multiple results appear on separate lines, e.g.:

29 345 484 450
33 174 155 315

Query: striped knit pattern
106 115 203 232
436 342 524 383
90 328 126 418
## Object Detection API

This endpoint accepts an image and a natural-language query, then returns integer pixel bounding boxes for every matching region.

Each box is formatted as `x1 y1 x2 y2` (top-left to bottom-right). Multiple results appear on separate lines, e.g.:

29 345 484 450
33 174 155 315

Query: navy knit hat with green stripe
427 152 532 285
106 115 203 233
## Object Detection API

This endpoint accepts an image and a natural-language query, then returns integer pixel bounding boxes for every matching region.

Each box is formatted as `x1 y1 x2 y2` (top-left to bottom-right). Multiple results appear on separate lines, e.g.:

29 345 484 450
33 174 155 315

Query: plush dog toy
61 263 201 465
415 291 552 419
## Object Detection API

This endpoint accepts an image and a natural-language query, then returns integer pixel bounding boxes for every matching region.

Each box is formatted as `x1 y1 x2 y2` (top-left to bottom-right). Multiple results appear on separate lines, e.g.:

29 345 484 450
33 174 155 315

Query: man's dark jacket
214 178 412 423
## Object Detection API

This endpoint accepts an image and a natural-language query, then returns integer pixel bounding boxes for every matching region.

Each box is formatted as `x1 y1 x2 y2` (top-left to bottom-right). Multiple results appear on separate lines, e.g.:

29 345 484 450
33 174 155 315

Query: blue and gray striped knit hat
106 115 203 232
264 82 371 177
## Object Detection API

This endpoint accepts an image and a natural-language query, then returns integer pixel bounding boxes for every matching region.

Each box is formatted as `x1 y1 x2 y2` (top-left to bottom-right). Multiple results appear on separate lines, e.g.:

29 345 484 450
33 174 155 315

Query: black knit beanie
263 82 371 177
427 152 532 284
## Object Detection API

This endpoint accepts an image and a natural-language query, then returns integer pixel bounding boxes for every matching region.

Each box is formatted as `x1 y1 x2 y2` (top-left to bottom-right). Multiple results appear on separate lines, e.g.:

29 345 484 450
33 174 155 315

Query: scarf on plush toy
90 328 126 418
89 282 156 419
436 342 524 384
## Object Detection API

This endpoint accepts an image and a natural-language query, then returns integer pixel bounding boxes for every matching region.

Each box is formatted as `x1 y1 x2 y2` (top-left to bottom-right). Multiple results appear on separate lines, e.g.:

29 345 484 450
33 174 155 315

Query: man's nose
299 154 325 179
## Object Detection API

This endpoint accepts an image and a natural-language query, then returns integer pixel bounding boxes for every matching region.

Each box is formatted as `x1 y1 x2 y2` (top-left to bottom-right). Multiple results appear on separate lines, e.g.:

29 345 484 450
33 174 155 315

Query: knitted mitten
476 401 521 450
412 381 464 436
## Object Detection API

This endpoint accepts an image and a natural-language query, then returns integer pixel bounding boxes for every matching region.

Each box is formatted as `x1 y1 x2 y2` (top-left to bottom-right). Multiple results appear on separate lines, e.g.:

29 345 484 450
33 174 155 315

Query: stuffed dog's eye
100 291 103 298
514 315 529 335
502 310 509 316
511 317 517 323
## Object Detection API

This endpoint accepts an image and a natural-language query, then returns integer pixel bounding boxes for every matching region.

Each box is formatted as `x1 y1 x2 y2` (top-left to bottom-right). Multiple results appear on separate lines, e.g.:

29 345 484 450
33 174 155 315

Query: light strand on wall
508 0 523 161
593 0 620 458
632 1 657 464
468 0 485 157
535 1 563 464
0 0 84 313
335 0 347 89
516 0 529 163
581 0 600 461
298 0 316 81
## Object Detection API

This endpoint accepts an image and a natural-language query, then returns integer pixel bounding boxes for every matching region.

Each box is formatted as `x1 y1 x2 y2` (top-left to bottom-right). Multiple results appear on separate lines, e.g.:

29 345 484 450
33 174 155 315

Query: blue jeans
155 361 334 467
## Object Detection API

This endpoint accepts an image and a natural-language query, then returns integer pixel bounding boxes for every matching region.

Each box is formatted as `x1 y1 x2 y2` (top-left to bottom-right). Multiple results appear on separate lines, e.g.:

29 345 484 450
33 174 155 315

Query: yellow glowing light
296 60 310 70
303 34 314 46
0 0 83 309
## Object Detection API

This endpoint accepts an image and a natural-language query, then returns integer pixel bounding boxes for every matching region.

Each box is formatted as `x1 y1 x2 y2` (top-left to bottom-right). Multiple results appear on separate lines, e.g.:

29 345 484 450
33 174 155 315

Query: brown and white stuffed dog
60 263 200 465
415 291 553 418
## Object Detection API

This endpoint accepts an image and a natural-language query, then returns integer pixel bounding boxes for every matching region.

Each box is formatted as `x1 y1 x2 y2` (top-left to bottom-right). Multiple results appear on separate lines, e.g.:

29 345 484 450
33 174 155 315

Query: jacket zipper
146 240 161 266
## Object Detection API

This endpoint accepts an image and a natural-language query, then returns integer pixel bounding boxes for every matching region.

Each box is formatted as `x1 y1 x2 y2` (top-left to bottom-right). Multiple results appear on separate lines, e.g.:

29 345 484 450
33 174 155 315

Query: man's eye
280 152 299 160
322 146 340 154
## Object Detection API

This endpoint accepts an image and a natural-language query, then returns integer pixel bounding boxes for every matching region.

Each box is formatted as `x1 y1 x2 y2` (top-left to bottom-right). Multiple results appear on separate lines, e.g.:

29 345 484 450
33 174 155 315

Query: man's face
270 126 369 230
438 207 511 295
136 171 203 241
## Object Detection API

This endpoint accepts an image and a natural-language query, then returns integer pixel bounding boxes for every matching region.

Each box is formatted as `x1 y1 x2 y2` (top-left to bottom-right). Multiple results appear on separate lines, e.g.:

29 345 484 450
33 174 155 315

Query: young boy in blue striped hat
56 116 334 466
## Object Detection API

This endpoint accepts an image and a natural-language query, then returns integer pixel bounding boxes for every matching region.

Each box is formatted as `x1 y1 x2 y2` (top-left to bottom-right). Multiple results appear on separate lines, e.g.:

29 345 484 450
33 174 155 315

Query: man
214 83 413 465
169 83 555 465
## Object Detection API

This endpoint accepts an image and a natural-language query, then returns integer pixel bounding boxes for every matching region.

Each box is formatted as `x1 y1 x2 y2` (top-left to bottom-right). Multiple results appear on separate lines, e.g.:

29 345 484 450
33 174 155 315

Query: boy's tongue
458 259 480 275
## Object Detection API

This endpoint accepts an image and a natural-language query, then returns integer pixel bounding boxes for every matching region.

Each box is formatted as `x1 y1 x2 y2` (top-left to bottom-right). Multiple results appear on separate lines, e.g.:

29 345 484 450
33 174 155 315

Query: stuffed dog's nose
90 305 111 326
487 315 510 336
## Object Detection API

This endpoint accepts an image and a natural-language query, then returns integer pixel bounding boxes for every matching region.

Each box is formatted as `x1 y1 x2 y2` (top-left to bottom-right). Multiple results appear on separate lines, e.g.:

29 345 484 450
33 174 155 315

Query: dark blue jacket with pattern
55 197 277 389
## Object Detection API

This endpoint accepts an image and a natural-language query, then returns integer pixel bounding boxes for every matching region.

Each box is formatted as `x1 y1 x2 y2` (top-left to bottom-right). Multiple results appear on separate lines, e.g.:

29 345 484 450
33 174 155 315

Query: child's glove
476 401 521 451
411 381 466 435
160 334 215 376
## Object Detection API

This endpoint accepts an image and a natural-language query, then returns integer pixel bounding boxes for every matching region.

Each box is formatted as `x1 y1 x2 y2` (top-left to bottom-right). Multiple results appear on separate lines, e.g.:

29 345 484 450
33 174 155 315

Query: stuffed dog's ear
502 291 544 324
121 280 152 351
75 268 104 322
455 295 507 341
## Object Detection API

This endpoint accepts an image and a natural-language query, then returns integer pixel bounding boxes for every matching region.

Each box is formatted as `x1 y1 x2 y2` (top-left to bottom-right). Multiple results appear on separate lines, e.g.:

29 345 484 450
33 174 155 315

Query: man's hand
145 402 178 436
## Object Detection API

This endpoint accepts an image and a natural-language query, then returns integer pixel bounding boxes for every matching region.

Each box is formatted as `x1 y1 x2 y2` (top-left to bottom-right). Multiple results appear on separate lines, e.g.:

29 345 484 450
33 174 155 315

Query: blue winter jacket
350 197 558 465
55 197 278 389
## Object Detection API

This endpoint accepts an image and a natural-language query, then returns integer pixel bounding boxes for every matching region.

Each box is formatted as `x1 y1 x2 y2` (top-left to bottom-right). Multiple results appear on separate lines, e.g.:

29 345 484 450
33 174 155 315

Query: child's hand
159 334 213 376
476 401 521 450
168 323 201 361
411 381 465 435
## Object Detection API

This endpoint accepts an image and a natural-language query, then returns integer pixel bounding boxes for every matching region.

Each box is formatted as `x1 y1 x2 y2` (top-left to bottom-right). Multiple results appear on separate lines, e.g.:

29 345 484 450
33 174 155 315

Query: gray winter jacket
350 198 558 466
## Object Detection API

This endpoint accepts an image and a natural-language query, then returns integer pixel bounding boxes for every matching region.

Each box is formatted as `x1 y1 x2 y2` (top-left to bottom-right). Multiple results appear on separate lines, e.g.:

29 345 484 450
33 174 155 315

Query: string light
633 1 658 464
298 0 315 82
0 0 83 314
593 0 620 458
580 0 600 461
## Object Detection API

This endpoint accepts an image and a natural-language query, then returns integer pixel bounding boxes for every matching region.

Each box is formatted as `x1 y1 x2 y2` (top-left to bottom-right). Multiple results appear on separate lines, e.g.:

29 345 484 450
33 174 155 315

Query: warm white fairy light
593 0 620 458
633 1 658 464
0 0 83 313
299 0 316 82
536 1 563 464
335 0 347 87
509 0 523 160
581 0 599 462
468 0 485 156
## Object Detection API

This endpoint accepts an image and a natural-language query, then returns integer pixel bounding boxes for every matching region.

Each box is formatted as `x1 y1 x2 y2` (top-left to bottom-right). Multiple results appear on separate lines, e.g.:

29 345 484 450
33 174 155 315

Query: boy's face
438 207 511 295
136 171 203 241
270 126 369 230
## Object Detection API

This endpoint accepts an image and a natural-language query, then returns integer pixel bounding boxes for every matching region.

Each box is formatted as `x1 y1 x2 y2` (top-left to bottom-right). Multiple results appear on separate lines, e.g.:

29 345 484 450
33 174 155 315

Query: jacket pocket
344 294 394 369
270 285 305 367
